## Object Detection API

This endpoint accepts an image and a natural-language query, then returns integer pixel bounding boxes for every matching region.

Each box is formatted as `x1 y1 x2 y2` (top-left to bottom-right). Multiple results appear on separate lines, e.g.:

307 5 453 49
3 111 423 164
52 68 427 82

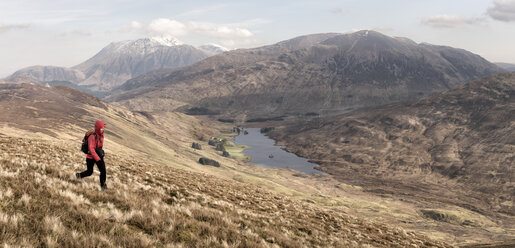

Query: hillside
108 30 503 118
6 65 85 83
0 83 452 247
267 72 515 244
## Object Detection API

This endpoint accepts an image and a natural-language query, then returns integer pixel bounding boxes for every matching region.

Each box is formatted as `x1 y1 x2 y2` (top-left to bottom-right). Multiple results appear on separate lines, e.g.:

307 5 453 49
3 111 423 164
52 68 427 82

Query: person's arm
88 134 101 162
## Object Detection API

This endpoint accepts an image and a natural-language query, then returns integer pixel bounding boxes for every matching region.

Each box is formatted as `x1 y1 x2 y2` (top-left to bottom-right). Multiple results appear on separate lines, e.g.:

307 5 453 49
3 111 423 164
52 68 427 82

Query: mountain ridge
108 30 504 118
4 37 215 92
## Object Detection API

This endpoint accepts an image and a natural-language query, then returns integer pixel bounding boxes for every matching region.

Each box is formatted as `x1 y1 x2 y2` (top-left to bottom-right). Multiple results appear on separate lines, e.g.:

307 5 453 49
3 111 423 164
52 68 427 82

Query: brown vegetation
0 83 452 247
269 72 515 245
0 136 450 247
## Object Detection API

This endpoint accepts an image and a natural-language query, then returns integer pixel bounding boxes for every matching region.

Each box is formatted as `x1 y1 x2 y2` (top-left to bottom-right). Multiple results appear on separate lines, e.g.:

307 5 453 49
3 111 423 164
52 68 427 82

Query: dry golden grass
0 84 458 247
0 136 451 247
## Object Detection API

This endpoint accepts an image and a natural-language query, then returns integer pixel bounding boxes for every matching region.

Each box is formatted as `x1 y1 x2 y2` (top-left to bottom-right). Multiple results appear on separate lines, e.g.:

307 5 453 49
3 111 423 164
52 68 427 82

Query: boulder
215 143 225 151
198 157 220 167
191 142 202 150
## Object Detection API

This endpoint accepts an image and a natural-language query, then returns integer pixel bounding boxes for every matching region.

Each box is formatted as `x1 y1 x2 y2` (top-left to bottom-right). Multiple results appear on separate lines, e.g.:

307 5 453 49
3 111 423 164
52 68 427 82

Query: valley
1 29 513 247
0 83 456 247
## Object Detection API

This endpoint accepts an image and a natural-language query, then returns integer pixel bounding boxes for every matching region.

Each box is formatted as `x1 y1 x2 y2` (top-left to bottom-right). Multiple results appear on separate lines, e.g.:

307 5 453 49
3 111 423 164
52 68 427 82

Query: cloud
487 0 515 22
219 38 265 49
147 18 187 37
421 15 486 28
118 21 143 33
0 23 30 33
123 18 255 39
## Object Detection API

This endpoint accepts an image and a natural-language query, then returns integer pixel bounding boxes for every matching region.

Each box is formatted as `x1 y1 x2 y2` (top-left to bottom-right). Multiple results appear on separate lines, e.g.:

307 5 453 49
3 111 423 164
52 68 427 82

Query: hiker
76 120 107 190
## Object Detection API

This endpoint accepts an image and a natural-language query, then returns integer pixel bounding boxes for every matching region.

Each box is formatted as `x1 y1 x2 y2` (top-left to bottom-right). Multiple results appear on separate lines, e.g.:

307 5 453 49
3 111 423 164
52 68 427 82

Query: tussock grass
0 136 450 247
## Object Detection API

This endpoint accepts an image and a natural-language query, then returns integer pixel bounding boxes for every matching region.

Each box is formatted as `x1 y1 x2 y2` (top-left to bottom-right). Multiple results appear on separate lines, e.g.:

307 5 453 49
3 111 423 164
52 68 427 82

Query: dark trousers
80 158 106 186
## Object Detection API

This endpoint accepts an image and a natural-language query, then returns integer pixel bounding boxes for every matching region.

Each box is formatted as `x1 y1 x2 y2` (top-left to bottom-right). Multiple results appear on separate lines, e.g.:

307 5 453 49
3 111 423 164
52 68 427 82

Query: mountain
5 65 85 83
108 31 504 118
495 62 515 72
267 72 515 243
0 83 452 247
4 36 213 92
108 33 341 94
72 37 213 91
199 43 229 54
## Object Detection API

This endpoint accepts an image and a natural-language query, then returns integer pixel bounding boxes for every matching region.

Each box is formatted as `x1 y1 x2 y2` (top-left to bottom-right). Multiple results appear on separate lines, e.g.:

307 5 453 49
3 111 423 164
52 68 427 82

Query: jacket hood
95 120 106 136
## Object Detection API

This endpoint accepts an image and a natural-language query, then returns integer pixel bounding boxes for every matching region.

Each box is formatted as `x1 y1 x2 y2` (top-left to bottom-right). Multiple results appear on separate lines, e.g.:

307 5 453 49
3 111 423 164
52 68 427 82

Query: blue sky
1 0 514 77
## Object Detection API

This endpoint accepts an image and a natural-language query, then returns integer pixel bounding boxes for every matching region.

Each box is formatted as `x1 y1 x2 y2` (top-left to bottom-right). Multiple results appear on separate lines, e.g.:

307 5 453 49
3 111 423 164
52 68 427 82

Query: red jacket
86 120 106 162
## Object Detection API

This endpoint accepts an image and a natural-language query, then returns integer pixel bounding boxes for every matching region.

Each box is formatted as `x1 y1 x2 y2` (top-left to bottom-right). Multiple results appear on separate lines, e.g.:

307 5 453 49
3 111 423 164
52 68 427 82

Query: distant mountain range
495 62 515 72
108 30 504 118
199 43 229 54
4 37 227 92
2 31 506 119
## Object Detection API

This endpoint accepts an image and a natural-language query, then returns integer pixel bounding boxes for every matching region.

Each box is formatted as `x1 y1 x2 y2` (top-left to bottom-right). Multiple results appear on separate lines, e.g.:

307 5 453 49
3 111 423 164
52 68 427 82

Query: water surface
233 128 325 174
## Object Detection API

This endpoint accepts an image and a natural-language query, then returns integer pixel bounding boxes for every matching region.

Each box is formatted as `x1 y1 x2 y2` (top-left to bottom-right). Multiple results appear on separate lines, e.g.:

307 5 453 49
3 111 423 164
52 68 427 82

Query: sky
0 0 515 77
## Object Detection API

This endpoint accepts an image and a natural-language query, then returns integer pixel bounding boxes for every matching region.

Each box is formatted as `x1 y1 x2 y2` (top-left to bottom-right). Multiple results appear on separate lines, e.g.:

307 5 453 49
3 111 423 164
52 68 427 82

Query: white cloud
147 18 187 37
122 18 255 39
128 21 142 30
488 0 515 22
219 38 265 49
117 21 143 33
0 23 30 33
421 15 486 28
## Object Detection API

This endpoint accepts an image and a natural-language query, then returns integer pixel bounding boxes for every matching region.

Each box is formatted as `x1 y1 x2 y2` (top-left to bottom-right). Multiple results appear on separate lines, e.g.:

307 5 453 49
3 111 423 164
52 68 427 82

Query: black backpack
81 131 98 154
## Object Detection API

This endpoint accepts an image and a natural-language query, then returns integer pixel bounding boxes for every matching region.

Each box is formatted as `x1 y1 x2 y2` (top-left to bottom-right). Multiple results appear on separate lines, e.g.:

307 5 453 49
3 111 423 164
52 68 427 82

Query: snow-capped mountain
6 36 213 92
199 44 229 55
105 36 184 55
72 36 212 91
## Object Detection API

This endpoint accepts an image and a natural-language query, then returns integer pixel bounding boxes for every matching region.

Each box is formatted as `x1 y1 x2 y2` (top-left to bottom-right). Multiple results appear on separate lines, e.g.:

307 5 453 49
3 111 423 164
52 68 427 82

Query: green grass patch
223 142 251 161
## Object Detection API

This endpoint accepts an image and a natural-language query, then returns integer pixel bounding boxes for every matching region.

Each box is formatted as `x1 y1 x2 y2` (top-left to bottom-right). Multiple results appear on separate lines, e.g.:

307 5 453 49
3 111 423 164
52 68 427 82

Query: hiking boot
76 173 81 179
101 184 108 190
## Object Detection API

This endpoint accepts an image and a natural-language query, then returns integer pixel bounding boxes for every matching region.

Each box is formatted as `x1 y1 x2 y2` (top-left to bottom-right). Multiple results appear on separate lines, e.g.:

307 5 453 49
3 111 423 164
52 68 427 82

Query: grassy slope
0 136 450 247
0 85 450 247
